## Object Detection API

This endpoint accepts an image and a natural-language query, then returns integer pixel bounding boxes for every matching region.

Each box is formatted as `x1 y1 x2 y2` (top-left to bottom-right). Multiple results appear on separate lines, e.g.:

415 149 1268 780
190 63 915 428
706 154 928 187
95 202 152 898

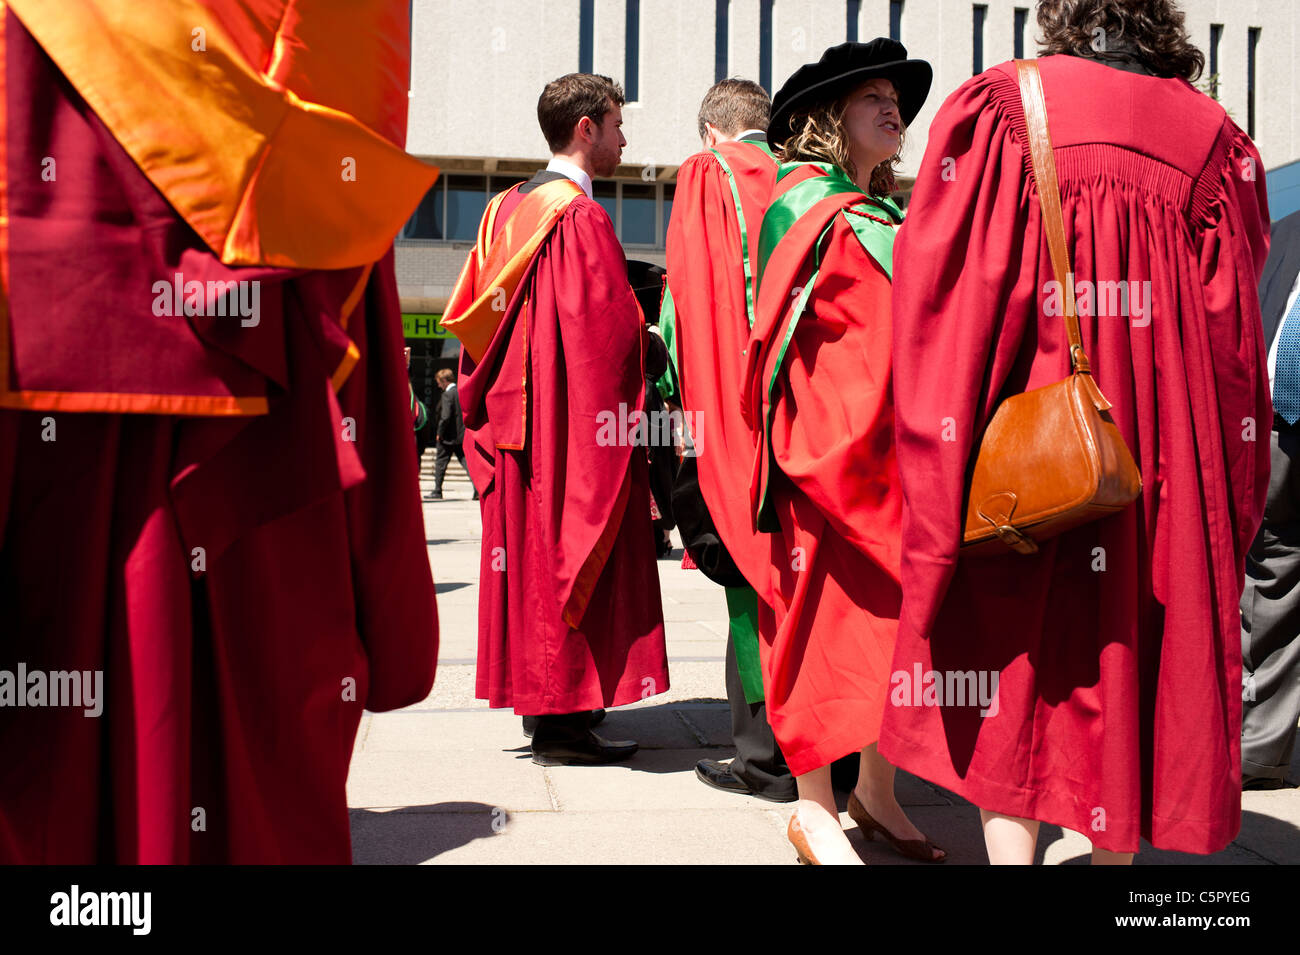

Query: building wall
401 0 1300 306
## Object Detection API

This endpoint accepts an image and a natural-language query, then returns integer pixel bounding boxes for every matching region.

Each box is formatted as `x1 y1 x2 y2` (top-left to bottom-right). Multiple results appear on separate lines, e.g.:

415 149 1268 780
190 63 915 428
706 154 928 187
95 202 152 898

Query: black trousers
1240 422 1300 781
725 635 796 799
433 441 468 493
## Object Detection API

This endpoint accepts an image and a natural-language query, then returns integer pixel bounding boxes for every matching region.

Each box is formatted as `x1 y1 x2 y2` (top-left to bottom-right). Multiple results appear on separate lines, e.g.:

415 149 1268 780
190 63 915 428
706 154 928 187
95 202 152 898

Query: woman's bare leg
1090 846 1135 865
980 809 1040 864
791 765 862 865
853 744 945 859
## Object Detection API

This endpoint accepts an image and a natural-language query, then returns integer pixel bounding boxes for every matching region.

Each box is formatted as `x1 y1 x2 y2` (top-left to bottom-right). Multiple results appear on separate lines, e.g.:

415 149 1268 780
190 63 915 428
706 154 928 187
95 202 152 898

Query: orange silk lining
562 466 632 630
8 0 437 270
0 3 374 416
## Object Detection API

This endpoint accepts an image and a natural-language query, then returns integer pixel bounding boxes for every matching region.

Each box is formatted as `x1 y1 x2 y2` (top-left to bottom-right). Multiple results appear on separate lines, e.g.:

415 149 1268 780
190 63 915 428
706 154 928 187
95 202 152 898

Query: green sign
402 313 450 339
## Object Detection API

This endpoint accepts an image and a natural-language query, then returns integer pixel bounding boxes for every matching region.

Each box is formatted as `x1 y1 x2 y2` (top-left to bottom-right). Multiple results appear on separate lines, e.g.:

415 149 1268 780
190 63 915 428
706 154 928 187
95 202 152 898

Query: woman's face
840 78 902 186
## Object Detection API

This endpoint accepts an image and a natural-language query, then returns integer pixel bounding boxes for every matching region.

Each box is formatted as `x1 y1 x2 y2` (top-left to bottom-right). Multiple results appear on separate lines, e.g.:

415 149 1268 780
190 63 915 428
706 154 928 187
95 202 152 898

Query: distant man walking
427 368 470 500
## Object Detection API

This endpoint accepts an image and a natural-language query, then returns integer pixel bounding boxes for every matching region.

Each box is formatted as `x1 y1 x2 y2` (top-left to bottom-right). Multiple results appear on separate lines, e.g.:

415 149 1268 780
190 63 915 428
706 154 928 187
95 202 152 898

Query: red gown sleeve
891 70 1040 643
342 254 439 711
664 151 776 595
666 152 744 411
538 200 646 627
1193 122 1273 570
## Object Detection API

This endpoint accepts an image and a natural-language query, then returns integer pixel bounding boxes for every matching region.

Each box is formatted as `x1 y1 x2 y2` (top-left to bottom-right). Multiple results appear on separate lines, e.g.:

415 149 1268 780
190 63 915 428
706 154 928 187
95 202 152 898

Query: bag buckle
992 523 1038 555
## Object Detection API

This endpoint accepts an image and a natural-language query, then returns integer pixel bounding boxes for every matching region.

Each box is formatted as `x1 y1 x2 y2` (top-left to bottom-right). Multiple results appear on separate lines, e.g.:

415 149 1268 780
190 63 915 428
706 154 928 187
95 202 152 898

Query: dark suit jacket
1260 209 1300 348
437 384 465 446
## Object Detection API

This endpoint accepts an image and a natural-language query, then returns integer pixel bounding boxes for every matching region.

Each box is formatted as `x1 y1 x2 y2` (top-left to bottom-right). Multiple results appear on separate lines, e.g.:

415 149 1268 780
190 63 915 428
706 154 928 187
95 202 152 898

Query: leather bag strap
1016 59 1090 375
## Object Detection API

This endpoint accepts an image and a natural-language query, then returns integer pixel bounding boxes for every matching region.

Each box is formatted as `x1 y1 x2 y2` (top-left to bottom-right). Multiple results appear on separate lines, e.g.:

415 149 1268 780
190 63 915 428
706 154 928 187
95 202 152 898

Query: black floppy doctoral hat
626 260 667 324
768 38 932 149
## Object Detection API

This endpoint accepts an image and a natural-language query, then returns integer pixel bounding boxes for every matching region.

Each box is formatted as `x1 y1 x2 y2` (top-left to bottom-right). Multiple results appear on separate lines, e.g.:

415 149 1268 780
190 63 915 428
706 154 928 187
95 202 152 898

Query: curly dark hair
1036 0 1204 81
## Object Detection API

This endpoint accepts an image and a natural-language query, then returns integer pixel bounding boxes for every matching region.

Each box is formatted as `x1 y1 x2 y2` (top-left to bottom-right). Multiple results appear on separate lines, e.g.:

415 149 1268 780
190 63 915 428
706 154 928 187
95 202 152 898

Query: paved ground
347 454 1300 865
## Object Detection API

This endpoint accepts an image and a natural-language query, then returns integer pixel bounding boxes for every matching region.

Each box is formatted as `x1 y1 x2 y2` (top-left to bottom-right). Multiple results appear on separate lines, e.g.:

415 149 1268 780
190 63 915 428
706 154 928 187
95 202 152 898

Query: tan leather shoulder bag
960 60 1142 556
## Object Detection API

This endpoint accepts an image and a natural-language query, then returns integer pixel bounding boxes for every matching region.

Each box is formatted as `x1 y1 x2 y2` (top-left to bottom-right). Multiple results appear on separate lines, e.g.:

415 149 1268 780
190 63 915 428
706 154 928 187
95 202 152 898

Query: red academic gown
743 169 905 777
879 56 1272 854
667 140 777 599
457 180 670 715
0 4 438 863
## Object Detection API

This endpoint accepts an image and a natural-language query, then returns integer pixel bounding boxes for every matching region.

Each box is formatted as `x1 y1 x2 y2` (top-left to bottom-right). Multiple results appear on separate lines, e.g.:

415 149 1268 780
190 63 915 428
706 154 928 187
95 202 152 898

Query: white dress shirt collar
545 157 593 199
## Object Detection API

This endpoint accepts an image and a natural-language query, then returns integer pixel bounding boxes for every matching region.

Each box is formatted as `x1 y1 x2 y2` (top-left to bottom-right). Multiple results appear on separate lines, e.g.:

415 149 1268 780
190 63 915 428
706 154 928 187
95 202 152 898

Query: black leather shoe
1243 774 1286 791
531 730 638 766
522 709 606 738
695 758 797 803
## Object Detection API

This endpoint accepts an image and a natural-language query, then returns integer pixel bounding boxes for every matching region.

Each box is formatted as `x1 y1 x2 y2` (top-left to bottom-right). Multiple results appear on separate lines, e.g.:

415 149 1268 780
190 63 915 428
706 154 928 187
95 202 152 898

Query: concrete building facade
399 0 1300 319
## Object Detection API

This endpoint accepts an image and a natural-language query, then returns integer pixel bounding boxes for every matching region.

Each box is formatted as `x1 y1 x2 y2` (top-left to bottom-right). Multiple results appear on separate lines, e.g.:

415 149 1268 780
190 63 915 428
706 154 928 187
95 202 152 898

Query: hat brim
768 59 933 149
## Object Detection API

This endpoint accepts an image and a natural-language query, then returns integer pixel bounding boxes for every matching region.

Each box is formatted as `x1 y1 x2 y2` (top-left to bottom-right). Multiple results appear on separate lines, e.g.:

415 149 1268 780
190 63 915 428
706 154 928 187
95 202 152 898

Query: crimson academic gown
663 136 778 706
666 138 778 601
456 174 669 715
0 4 439 863
742 164 905 776
878 56 1272 854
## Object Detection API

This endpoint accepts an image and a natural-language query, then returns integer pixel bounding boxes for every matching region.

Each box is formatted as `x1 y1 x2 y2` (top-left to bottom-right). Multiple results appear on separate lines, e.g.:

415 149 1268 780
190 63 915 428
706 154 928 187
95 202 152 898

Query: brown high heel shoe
847 790 946 863
787 813 820 865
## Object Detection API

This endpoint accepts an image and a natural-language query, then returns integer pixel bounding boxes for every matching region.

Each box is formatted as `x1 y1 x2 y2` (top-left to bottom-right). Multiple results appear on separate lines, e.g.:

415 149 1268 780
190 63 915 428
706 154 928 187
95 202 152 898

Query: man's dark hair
697 78 770 141
1036 0 1204 81
537 73 626 152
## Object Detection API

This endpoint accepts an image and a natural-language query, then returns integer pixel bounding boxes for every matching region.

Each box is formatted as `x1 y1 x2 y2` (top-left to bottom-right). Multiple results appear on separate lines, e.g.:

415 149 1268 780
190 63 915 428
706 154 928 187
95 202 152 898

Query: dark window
625 0 640 102
1209 23 1222 99
1013 7 1027 60
446 175 487 241
621 183 657 245
489 175 526 196
759 0 773 96
847 0 860 42
593 180 618 228
401 180 442 240
715 0 729 82
889 0 903 42
973 5 987 75
1248 27 1260 138
662 183 675 245
579 0 594 73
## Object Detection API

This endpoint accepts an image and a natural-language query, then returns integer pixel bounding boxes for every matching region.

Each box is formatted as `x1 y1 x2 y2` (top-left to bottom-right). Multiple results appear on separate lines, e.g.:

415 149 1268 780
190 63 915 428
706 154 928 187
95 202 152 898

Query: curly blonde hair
776 95 902 197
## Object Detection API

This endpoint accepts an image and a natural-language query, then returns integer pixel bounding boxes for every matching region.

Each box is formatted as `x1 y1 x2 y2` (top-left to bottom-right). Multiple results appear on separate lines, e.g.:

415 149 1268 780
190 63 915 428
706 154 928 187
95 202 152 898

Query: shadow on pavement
500 700 732 775
1031 806 1300 865
350 801 502 864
